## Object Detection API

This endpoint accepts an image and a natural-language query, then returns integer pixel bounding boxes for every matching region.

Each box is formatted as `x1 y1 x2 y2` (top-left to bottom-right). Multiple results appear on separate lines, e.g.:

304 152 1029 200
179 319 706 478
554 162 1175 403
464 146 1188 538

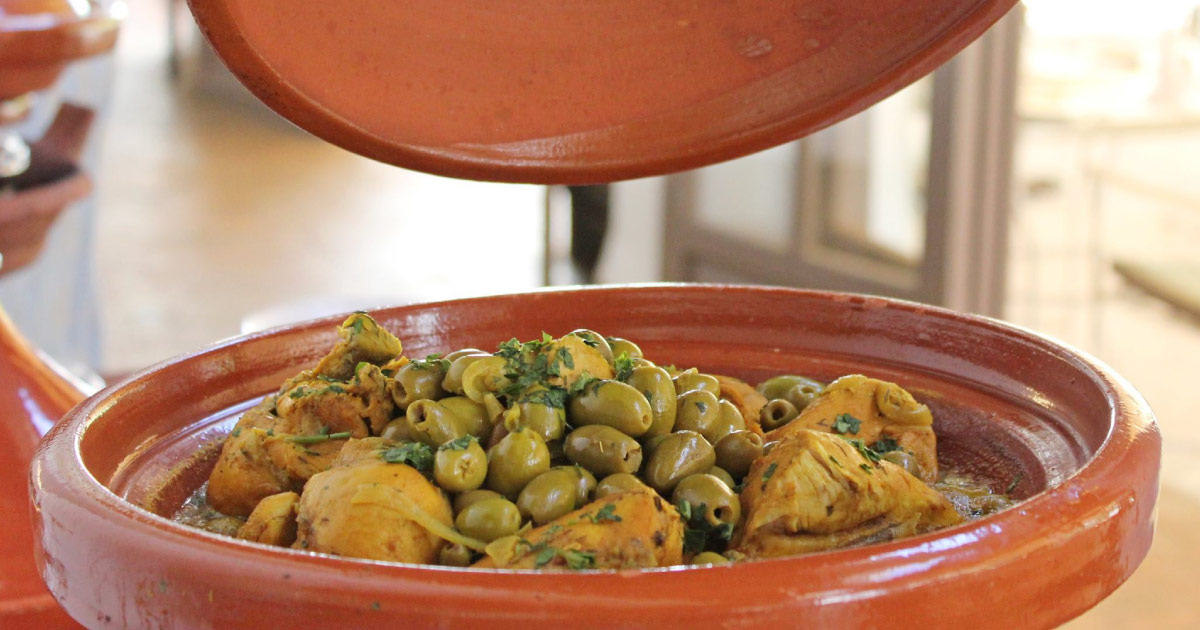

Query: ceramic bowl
30 285 1160 629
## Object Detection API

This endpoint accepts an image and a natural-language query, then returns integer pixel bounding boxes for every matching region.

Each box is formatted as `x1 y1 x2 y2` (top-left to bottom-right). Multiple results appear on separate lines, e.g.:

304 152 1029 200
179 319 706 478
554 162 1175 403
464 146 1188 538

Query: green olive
439 543 473 567
875 383 932 425
453 489 504 515
714 430 764 479
630 357 656 369
674 390 721 440
707 466 736 490
461 356 512 403
390 361 448 408
641 433 670 456
783 382 824 413
568 380 653 438
567 329 614 364
551 465 597 505
516 469 580 525
606 337 643 361
757 375 824 401
624 366 677 438
643 430 716 495
441 353 491 395
517 388 567 443
691 551 729 565
760 399 800 431
454 497 522 542
404 399 470 447
434 437 487 493
594 473 648 499
379 418 410 442
438 396 491 439
709 400 746 443
563 425 643 477
882 449 922 478
673 370 721 397
486 428 551 498
444 348 488 362
672 474 740 527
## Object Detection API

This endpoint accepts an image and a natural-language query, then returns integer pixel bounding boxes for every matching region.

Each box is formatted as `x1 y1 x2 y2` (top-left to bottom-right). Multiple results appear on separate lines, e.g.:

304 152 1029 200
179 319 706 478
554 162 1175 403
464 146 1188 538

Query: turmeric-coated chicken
714 375 769 436
474 486 683 570
236 491 299 547
308 312 404 381
765 374 939 481
733 430 962 558
542 335 613 390
294 438 453 564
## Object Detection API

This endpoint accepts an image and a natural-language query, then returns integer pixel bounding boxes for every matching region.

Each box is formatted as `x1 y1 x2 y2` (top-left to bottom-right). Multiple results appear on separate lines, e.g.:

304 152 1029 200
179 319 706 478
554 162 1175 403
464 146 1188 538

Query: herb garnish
285 430 352 444
613 352 635 382
832 413 862 435
381 442 434 473
585 504 622 524
760 462 778 489
870 438 901 454
519 537 596 570
408 353 451 372
676 500 734 554
439 436 476 452
844 438 883 464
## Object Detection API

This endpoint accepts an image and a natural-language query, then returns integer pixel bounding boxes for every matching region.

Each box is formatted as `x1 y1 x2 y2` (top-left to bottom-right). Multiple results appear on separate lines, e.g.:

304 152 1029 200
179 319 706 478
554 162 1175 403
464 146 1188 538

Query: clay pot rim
45 284 1155 587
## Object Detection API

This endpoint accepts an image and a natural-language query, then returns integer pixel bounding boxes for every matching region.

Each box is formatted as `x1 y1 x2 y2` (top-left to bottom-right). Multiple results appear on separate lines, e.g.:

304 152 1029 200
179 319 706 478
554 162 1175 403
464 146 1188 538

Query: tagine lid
187 0 1016 184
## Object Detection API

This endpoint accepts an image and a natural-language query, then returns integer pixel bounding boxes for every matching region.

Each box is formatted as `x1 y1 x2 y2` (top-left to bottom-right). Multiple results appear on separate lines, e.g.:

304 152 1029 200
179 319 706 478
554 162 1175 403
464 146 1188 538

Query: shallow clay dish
31 285 1159 629
188 0 1016 183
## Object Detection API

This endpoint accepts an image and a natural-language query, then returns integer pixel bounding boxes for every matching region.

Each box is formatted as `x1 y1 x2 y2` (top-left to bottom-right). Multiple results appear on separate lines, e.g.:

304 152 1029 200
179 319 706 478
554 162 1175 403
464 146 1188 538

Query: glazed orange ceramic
0 0 122 102
188 0 1016 183
31 286 1159 629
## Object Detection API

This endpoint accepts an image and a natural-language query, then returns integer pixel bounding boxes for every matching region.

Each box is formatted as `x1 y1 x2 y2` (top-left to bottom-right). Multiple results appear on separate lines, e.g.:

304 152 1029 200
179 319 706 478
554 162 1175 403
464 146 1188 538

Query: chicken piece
473 486 684 570
309 312 404 381
275 361 394 436
765 374 939 481
207 426 344 517
543 334 614 389
236 491 300 547
733 430 962 558
714 374 769 437
294 438 452 564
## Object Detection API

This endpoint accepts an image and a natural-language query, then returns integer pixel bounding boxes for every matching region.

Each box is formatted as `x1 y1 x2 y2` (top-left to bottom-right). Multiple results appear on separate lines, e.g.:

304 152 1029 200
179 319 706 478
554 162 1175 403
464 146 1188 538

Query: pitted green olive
691 551 729 565
709 399 746 443
875 383 933 426
379 418 410 442
434 437 487 493
453 489 504 515
624 366 677 438
404 399 470 447
551 465 597 505
516 469 580 525
444 348 487 362
757 375 824 401
882 449 922 477
567 329 613 364
673 370 721 397
714 430 764 479
390 361 448 408
563 425 643 477
568 380 653 438
461 356 512 403
454 497 522 542
672 473 740 527
517 388 567 443
438 396 491 439
707 466 736 490
643 430 716 495
760 399 800 431
630 357 656 369
486 428 550 498
594 473 648 499
438 543 474 567
674 390 721 440
783 381 824 413
606 337 643 361
441 353 491 394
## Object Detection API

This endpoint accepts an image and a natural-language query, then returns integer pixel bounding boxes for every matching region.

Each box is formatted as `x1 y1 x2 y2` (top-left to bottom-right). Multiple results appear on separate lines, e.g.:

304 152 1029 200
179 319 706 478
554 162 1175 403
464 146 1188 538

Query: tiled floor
88 1 1199 626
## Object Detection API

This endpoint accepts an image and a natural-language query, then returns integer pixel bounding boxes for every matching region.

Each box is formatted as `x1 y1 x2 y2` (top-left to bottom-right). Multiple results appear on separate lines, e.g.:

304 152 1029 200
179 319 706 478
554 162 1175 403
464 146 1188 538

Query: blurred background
2 0 1198 626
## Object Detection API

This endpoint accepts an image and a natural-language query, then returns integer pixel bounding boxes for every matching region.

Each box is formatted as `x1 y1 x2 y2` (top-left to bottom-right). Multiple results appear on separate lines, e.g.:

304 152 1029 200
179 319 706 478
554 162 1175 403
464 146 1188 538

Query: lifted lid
189 0 1015 184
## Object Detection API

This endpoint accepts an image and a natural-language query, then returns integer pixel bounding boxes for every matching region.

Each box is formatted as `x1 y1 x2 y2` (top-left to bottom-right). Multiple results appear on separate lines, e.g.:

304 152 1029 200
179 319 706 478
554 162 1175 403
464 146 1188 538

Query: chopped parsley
285 430 352 444
520 387 569 409
495 335 578 404
519 537 595 570
676 500 734 555
380 442 434 473
408 353 451 372
613 352 636 382
760 462 778 489
230 426 242 438
438 435 476 452
844 438 883 464
870 438 902 454
832 413 862 435
585 504 622 524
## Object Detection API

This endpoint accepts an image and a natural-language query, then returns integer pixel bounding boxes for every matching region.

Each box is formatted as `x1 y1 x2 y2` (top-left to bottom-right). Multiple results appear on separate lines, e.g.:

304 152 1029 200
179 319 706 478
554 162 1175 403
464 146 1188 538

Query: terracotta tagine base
30 286 1160 629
